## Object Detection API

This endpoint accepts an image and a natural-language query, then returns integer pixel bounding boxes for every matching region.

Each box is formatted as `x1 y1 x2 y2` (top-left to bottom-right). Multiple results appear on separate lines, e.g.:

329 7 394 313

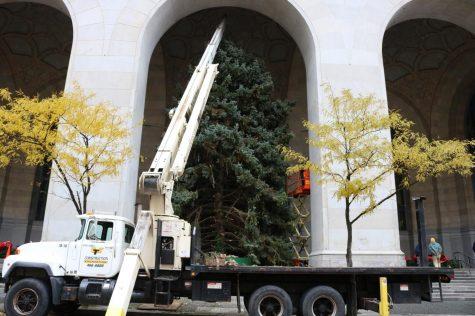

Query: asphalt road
1 292 475 315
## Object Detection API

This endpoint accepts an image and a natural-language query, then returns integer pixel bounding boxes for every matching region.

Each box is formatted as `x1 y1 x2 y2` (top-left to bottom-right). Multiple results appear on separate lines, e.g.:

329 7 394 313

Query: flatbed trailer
1 213 454 316
129 264 453 316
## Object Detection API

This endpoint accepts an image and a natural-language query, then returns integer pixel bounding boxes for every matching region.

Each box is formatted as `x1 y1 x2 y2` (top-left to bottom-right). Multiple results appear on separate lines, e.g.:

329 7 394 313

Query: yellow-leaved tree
282 85 474 268
0 86 132 215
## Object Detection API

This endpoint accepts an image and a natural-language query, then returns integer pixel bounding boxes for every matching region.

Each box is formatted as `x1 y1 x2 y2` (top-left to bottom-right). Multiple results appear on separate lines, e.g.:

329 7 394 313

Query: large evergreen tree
173 41 295 265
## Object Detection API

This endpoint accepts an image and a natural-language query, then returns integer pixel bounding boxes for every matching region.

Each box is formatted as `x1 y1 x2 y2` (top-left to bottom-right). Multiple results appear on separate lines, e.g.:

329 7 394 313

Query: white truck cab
1 213 135 315
66 214 135 278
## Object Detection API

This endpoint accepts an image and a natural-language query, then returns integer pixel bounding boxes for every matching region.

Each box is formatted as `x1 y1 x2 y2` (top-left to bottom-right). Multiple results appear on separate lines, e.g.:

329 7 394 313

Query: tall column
307 0 405 267
42 1 146 240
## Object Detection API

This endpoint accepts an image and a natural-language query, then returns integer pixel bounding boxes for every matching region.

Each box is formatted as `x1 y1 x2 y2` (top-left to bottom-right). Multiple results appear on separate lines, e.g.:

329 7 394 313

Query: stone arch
136 7 310 211
382 1 475 259
125 0 319 148
385 0 475 36
112 0 320 250
0 1 74 245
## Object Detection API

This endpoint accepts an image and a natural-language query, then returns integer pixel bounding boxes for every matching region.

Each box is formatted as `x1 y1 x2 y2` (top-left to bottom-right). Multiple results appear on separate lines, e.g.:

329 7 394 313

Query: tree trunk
345 200 353 267
345 199 358 316
83 191 87 214
213 167 225 252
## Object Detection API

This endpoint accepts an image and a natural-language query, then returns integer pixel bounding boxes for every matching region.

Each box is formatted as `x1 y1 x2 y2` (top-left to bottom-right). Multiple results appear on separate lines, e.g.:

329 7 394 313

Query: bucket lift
286 169 311 266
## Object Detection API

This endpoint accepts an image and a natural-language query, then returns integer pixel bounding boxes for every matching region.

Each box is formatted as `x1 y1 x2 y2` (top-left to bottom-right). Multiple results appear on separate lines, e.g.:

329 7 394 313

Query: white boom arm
106 20 225 316
139 19 225 216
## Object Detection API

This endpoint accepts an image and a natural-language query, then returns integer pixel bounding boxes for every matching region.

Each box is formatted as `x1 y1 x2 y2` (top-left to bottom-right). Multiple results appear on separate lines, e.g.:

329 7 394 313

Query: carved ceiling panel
156 7 297 107
384 19 474 82
0 3 72 95
384 19 475 138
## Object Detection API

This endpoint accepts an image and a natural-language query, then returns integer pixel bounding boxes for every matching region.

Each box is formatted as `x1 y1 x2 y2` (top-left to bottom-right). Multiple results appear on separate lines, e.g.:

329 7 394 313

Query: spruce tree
173 41 295 265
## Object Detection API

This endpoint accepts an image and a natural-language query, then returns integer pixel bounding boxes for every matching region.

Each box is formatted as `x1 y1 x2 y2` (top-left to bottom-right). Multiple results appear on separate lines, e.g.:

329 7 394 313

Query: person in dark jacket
415 243 421 265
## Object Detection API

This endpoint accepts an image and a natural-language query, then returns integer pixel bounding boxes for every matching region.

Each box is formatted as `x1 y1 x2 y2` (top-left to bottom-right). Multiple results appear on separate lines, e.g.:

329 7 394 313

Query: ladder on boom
106 20 225 316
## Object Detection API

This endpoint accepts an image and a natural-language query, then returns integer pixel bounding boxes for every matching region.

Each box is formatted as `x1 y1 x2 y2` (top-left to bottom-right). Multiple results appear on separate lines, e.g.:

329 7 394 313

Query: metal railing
453 252 474 273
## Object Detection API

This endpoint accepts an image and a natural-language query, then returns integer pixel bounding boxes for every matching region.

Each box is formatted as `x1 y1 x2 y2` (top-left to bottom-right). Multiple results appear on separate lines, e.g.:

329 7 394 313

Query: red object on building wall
286 169 311 197
0 240 13 258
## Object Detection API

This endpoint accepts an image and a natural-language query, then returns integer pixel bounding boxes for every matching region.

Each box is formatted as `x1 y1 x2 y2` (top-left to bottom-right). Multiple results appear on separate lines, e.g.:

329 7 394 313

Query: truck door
78 219 115 277
65 219 86 275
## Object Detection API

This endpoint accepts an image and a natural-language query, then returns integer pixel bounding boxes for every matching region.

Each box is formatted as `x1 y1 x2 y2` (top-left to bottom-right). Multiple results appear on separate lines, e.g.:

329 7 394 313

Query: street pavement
1 291 475 316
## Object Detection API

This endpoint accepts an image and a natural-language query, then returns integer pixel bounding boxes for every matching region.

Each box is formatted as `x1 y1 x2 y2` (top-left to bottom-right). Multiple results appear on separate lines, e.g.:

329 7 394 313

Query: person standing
428 237 443 268
415 243 421 266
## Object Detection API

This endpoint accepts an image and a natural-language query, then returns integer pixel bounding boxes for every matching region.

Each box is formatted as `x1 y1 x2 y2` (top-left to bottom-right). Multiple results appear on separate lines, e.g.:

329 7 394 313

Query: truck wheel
5 278 51 316
300 285 345 316
248 285 293 316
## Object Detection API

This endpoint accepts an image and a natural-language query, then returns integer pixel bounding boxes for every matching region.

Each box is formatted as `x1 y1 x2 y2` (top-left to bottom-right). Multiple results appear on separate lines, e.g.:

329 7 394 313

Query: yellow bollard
379 277 390 316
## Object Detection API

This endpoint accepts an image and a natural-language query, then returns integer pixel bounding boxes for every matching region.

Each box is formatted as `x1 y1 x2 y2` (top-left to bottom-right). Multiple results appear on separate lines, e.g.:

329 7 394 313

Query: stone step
443 295 475 300
443 292 475 297
443 297 475 301
448 286 475 289
433 271 475 302
442 286 475 290
442 288 475 292
448 280 475 284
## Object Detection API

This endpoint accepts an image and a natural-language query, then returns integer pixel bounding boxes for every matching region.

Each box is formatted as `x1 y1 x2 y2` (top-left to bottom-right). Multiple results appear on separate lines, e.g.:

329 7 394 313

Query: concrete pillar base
310 250 406 267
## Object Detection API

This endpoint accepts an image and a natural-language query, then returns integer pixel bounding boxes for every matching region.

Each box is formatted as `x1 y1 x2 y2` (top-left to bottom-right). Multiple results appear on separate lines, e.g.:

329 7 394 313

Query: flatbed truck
0 19 454 316
0 213 454 316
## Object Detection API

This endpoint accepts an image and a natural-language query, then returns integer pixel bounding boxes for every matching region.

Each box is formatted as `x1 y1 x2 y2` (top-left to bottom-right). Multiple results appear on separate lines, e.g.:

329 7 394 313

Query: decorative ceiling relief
384 19 475 138
158 8 297 106
384 19 474 82
0 3 72 95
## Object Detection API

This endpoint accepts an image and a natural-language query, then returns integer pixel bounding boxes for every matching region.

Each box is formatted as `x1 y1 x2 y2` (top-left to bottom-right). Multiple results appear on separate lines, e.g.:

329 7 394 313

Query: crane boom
139 19 225 215
105 20 225 316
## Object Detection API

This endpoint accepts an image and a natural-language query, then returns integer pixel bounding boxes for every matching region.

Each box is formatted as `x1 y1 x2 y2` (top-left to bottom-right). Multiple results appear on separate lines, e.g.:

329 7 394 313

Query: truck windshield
77 219 86 240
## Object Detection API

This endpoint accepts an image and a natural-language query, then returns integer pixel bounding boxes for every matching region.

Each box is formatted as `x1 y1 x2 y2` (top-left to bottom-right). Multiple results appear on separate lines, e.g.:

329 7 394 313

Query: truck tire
300 285 345 316
248 285 293 316
4 278 51 316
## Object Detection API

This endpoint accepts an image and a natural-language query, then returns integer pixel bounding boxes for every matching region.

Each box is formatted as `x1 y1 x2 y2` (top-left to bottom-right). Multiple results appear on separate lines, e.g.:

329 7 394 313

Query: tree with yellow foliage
283 85 474 268
0 86 132 215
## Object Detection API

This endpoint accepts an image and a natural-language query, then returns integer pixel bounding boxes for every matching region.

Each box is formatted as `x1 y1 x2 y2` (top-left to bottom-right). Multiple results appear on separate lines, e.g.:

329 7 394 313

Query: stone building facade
0 0 473 267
